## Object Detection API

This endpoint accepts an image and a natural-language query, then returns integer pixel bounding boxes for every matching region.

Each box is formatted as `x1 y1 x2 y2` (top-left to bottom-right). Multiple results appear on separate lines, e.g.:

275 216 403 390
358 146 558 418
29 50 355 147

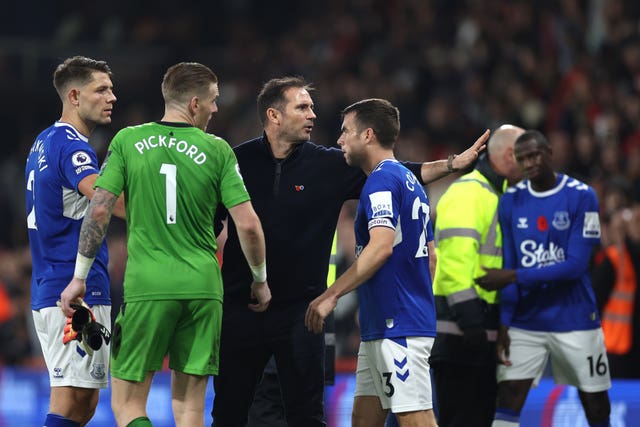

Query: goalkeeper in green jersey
61 62 270 427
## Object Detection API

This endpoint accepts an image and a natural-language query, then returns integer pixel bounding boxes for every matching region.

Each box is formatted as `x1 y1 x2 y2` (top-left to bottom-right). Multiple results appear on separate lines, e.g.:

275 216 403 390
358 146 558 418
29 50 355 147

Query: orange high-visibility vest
602 245 637 355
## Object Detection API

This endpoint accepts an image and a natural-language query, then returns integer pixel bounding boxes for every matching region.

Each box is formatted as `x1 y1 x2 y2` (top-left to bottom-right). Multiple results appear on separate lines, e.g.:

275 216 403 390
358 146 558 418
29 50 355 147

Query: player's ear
68 88 80 107
363 127 375 143
266 107 280 126
188 96 199 116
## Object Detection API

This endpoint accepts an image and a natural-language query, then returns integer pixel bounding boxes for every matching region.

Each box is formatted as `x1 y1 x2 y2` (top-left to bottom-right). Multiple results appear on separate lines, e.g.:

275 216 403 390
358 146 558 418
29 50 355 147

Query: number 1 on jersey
160 163 177 224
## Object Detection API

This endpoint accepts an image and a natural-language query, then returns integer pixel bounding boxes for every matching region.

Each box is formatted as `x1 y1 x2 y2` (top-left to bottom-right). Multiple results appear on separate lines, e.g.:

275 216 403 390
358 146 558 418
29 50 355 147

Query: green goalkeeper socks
126 417 152 427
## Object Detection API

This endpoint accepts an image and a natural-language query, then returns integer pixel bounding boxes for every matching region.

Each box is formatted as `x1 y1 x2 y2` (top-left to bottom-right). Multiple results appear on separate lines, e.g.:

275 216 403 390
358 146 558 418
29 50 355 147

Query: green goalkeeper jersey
96 121 250 302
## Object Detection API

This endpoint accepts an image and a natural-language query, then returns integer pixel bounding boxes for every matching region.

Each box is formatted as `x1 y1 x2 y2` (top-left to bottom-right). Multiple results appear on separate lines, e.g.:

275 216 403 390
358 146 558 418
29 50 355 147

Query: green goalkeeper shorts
110 299 222 382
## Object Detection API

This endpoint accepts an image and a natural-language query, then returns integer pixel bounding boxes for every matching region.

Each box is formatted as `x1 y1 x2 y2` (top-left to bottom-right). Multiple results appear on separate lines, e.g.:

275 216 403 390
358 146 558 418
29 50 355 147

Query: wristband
249 261 267 282
447 154 458 172
74 253 95 280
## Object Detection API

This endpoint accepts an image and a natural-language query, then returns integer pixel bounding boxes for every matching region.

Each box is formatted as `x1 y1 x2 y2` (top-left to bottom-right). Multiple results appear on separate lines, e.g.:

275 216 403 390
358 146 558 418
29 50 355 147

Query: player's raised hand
451 129 489 171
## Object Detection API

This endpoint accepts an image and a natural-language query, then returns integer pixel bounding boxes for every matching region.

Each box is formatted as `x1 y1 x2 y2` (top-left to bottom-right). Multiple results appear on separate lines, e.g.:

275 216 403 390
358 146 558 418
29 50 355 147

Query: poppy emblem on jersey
71 151 91 167
552 211 570 230
295 185 305 192
537 216 548 232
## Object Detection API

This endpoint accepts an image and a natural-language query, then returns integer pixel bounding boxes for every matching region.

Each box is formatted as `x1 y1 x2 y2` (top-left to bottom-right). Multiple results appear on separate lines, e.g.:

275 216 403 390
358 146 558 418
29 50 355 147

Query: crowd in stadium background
0 0 639 384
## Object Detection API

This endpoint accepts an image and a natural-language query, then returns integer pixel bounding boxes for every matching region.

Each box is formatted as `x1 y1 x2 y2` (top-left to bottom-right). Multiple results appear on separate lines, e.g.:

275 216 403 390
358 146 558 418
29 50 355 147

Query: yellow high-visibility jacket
431 161 505 365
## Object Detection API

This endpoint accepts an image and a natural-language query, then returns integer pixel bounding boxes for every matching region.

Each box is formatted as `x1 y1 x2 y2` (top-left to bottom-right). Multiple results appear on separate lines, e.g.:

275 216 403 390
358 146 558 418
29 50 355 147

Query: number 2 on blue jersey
412 196 430 258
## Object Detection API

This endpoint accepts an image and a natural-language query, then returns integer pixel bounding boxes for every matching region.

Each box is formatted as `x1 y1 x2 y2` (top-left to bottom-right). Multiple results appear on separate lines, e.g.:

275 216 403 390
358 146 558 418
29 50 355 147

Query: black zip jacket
217 133 424 306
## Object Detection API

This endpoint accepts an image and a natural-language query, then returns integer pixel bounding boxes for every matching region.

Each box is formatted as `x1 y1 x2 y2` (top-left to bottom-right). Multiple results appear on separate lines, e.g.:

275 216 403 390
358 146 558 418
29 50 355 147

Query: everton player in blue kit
476 130 611 427
306 98 437 427
26 56 124 427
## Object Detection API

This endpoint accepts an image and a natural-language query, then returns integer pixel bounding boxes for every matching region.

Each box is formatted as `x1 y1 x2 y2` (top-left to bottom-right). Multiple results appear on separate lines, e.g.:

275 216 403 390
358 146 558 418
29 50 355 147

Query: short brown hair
161 62 218 105
342 98 400 149
257 77 313 125
53 56 112 98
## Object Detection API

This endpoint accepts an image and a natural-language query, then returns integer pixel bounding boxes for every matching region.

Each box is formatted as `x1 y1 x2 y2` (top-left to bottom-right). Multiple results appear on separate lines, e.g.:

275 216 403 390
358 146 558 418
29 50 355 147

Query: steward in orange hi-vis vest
602 245 637 355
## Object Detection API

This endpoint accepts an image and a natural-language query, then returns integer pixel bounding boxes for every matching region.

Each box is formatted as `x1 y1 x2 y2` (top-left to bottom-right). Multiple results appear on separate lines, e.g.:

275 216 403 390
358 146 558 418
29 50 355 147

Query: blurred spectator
593 204 640 378
0 249 37 366
570 126 601 181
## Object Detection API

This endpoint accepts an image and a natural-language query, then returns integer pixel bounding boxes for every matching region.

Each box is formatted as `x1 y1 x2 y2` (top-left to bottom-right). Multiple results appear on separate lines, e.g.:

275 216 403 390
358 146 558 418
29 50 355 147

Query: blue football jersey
499 174 601 332
355 159 436 341
26 122 110 310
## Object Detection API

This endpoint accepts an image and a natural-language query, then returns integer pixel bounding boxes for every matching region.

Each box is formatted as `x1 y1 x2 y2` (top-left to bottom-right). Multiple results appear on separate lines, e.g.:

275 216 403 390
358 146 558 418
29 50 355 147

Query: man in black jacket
212 76 488 427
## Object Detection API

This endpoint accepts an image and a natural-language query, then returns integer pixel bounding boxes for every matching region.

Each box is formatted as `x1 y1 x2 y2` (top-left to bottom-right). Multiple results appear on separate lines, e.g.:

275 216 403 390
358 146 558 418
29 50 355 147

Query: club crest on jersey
552 211 570 230
72 151 91 167
90 363 106 380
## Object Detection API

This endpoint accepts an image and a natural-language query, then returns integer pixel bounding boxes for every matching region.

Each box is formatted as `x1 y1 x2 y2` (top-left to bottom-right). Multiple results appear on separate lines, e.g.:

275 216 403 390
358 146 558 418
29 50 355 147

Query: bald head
487 124 525 185
488 125 524 157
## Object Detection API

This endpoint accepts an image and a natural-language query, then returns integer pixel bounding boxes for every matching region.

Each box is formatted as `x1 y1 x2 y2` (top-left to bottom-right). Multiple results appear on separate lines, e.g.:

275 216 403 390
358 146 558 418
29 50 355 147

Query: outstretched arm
419 129 489 184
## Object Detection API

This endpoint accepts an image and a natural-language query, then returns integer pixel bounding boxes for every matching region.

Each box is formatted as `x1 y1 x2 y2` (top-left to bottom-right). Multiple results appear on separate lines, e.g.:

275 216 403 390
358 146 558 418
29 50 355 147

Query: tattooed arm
77 188 118 258
60 188 118 316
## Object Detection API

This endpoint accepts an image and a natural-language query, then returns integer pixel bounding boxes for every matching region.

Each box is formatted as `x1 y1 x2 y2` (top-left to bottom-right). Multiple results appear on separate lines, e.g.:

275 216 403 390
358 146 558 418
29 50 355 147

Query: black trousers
247 314 335 427
247 357 287 427
212 300 325 427
431 361 497 427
